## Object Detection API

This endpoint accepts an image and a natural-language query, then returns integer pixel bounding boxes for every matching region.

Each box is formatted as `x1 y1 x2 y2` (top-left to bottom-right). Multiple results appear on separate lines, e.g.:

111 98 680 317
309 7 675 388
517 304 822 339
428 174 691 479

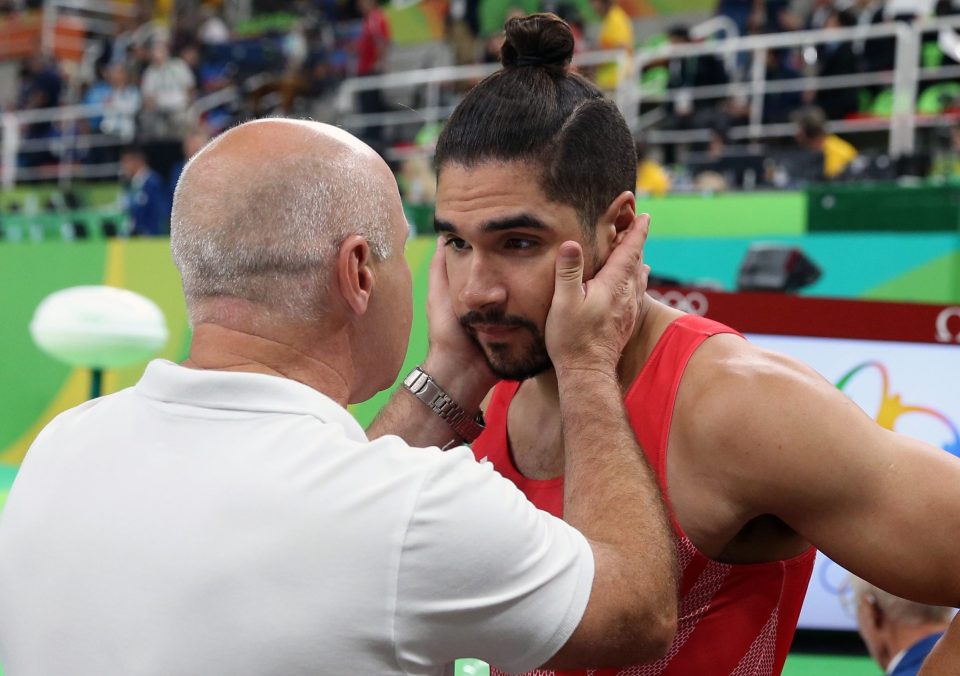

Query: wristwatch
402 366 486 443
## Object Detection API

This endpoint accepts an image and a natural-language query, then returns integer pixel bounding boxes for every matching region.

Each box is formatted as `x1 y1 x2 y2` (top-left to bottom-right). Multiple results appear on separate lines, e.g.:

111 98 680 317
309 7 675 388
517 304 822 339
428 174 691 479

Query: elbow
609 596 677 665
635 601 677 662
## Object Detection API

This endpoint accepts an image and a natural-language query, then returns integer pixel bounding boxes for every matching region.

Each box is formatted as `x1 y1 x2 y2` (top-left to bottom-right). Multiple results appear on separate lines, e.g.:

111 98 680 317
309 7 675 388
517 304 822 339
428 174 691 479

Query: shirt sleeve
393 446 594 675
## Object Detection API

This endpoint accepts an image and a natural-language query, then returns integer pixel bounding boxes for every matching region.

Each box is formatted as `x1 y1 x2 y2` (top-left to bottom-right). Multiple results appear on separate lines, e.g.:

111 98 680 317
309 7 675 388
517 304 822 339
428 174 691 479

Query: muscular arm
541 214 677 668
684 339 960 605
543 367 677 668
367 356 491 447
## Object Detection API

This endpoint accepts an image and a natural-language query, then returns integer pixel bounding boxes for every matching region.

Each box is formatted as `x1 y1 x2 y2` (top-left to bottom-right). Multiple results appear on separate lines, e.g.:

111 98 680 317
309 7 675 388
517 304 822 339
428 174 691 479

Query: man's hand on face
423 238 497 392
545 213 650 377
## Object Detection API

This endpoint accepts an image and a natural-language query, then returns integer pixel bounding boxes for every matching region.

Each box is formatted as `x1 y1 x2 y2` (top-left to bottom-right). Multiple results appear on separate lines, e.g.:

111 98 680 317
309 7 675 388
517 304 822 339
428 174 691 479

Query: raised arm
541 213 677 668
684 341 960 606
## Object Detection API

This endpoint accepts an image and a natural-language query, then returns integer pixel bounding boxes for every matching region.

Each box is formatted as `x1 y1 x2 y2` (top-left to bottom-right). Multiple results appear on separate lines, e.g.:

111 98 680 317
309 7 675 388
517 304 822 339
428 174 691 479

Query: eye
443 236 471 252
503 238 537 251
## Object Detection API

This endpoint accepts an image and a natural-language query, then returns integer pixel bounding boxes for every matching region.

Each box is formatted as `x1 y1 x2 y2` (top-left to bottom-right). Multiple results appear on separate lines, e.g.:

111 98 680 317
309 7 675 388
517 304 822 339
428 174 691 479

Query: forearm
368 355 492 447
559 368 676 590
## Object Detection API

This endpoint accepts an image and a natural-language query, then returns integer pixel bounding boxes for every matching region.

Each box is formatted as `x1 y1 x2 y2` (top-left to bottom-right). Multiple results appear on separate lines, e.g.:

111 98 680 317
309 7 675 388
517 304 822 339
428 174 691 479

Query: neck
881 623 949 671
184 322 353 406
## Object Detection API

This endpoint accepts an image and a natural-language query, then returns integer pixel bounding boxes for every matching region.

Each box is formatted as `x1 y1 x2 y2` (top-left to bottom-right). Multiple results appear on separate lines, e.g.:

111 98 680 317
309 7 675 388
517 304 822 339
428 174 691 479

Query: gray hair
849 576 955 626
170 147 393 321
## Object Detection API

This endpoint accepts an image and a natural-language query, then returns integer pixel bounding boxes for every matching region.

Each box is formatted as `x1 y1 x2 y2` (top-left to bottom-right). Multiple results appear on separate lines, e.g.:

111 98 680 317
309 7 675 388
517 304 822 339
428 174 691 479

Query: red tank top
472 314 816 676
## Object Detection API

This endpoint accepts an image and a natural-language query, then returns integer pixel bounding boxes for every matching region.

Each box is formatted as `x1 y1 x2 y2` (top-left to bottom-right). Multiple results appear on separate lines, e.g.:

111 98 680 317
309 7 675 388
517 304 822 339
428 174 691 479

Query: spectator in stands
931 119 960 180
17 53 62 111
140 41 196 141
635 137 670 198
197 6 231 51
794 105 859 179
800 0 835 30
812 8 861 121
848 576 954 676
120 146 170 237
763 47 803 123
17 53 63 168
99 64 141 145
355 0 391 151
665 25 730 128
715 0 754 35
590 0 633 91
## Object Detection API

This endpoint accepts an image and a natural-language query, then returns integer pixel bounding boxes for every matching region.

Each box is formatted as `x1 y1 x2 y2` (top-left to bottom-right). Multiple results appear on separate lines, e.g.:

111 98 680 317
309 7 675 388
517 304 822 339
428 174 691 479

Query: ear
867 596 885 632
336 235 374 317
597 191 636 249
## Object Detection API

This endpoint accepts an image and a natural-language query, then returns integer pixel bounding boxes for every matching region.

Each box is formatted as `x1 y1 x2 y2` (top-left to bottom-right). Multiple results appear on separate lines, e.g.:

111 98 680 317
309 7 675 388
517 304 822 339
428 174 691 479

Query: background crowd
3 0 960 234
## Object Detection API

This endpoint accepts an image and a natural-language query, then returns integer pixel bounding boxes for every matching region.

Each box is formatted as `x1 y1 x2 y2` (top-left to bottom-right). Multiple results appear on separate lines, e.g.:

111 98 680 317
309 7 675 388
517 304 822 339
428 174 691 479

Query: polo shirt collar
135 359 368 443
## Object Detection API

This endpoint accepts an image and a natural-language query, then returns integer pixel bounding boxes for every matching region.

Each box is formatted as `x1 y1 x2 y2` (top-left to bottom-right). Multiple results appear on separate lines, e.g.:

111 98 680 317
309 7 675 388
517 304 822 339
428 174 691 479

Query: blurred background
1 0 960 673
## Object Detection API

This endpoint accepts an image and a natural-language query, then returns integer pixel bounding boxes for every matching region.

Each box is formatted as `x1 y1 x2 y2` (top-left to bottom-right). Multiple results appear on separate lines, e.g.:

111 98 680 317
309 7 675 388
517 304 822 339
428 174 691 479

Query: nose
458 256 507 312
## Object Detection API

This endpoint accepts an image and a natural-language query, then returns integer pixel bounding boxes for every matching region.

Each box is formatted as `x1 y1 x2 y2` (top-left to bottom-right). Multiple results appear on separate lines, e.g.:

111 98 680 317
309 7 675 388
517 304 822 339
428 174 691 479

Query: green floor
451 654 878 675
782 654 879 675
0 652 878 675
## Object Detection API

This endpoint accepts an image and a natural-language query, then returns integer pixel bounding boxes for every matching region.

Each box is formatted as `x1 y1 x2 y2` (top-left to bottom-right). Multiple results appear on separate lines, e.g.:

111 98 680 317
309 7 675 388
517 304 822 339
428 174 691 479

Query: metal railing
332 16 960 162
335 48 632 159
7 17 960 189
625 15 960 157
1 103 130 189
41 0 137 57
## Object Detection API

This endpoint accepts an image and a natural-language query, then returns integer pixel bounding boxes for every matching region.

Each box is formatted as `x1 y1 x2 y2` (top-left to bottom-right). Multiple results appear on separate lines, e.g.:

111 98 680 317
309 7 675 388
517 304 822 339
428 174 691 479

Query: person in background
355 0 391 151
590 0 632 91
812 8 861 122
99 64 142 148
635 137 670 198
794 105 858 179
140 41 195 141
120 145 169 236
848 577 954 676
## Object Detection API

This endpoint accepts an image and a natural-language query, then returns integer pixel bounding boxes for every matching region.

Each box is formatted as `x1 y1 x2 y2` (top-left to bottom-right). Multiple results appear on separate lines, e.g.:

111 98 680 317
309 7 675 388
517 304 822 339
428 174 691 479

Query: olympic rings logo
935 307 960 344
648 290 709 315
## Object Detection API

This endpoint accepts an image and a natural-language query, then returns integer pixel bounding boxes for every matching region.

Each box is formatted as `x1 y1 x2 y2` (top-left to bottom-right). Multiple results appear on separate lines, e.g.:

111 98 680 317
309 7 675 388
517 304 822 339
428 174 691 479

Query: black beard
459 309 552 381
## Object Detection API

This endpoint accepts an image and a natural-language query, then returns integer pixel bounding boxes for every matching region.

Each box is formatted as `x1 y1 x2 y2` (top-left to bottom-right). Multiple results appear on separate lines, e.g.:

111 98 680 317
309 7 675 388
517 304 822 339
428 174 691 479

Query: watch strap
402 366 485 443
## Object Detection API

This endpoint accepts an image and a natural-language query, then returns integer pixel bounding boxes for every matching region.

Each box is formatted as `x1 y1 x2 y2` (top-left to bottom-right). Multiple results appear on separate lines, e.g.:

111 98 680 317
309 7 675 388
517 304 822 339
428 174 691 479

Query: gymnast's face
435 160 602 381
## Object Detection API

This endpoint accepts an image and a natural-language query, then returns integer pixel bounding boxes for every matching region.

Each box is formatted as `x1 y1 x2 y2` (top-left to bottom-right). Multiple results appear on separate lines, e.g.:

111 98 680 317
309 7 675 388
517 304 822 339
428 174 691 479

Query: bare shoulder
672 333 874 494
677 332 835 439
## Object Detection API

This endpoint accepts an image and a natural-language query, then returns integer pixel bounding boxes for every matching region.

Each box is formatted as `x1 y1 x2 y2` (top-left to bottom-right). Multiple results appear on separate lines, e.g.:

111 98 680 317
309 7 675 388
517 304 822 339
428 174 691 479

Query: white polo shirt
0 360 593 676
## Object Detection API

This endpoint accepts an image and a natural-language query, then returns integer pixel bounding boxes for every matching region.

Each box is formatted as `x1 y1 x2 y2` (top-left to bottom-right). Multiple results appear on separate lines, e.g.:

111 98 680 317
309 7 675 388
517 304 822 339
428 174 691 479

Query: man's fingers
554 241 586 300
429 237 448 294
595 213 650 285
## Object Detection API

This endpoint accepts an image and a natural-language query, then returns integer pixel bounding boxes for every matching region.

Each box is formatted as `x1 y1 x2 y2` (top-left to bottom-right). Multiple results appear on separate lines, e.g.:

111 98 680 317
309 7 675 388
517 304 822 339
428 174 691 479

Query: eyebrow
434 214 551 234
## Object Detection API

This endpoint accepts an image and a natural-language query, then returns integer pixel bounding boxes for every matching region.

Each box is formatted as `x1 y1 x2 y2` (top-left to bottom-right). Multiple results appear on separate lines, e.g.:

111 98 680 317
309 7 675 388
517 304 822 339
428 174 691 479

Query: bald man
0 119 676 675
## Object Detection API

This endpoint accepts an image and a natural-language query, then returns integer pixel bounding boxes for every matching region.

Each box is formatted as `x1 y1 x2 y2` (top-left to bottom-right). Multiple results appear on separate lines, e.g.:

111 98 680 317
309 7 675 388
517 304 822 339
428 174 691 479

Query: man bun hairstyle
435 13 636 232
500 13 574 70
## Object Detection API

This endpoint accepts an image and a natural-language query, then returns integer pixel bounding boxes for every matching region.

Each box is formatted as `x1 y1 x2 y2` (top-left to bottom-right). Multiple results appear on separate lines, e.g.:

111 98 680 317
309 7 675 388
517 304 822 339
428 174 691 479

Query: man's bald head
171 118 401 323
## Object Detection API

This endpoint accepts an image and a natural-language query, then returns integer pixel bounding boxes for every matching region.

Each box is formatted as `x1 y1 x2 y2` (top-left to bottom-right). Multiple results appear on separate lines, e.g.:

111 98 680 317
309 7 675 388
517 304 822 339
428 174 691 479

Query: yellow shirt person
595 0 633 90
823 134 858 179
637 160 670 197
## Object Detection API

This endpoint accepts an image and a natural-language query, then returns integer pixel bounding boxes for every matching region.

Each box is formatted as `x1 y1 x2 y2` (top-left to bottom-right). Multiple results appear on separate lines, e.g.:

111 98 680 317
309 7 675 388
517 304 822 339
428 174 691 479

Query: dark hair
794 106 826 140
435 13 636 231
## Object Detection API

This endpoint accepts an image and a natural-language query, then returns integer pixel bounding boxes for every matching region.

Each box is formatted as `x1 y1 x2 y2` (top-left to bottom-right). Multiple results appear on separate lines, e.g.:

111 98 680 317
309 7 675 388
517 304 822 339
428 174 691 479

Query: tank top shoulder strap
625 314 743 489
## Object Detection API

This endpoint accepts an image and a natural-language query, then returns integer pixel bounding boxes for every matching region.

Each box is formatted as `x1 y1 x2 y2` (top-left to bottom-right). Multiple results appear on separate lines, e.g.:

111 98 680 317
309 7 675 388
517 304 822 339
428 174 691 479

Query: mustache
458 310 539 333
